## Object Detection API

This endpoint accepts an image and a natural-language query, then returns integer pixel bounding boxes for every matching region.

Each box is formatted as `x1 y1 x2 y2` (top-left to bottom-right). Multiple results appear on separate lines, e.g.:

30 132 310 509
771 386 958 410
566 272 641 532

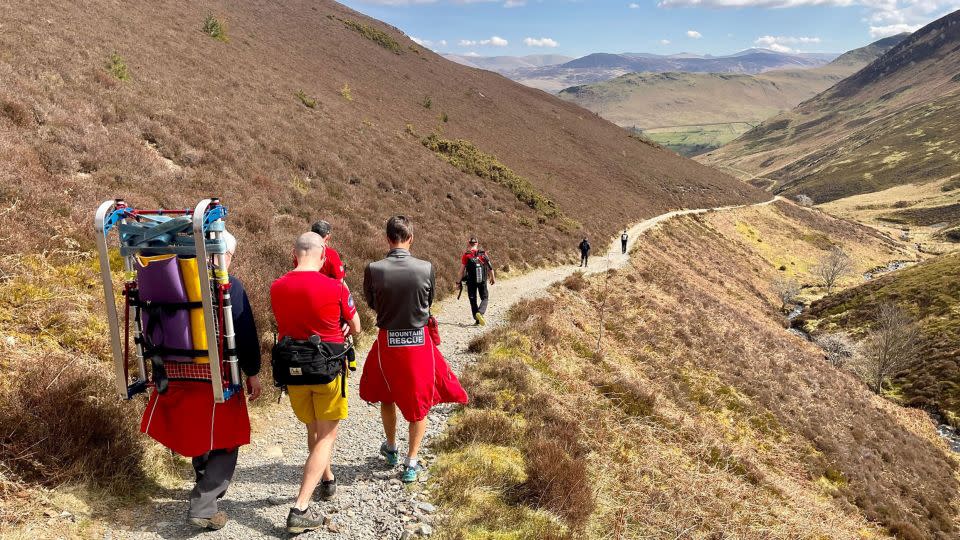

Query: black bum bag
271 336 351 395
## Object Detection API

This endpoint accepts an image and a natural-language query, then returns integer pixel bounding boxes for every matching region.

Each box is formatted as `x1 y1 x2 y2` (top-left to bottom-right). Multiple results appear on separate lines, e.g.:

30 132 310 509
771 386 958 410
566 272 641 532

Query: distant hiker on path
140 231 262 531
359 216 468 483
621 229 629 254
579 237 591 267
271 232 362 534
459 237 495 326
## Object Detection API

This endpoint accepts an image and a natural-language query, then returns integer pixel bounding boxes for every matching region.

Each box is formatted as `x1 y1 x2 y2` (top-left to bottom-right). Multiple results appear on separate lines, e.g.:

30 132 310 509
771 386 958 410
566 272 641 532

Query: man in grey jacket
359 216 468 483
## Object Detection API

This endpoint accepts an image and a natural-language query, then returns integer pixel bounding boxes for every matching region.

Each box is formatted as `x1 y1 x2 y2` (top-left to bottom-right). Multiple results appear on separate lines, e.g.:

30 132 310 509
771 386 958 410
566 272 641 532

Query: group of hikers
578 228 629 267
142 216 472 534
138 217 628 534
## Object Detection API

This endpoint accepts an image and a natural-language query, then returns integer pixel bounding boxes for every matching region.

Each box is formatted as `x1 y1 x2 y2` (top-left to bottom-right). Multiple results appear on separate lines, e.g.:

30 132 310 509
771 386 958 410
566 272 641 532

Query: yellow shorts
287 379 348 423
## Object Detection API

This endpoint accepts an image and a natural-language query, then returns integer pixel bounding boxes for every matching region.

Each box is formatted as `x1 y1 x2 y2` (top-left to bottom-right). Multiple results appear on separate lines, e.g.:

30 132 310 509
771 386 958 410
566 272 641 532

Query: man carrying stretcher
139 231 262 530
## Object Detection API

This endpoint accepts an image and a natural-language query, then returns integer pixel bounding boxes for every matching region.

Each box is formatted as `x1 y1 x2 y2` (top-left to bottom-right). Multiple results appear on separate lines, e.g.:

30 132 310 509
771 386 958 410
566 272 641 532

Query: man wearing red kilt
139 232 262 530
359 216 468 483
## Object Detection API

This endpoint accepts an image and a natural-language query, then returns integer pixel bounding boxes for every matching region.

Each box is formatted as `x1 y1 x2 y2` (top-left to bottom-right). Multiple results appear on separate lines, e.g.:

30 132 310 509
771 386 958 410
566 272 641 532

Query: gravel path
109 198 777 540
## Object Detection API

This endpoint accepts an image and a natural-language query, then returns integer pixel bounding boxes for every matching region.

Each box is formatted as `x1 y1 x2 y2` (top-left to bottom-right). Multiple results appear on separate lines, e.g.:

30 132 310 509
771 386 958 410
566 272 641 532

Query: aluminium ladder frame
94 198 241 404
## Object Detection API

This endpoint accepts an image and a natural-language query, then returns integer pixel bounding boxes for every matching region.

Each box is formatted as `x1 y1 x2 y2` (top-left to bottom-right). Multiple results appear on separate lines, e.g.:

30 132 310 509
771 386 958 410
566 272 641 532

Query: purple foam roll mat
135 256 195 362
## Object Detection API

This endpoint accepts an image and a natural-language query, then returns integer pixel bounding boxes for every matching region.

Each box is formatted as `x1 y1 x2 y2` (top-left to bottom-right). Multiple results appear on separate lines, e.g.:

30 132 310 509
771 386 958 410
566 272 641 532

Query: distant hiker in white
621 229 629 254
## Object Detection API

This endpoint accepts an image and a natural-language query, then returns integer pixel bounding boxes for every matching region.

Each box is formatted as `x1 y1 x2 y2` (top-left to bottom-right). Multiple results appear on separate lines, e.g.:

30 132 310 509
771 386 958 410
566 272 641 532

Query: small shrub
295 89 317 109
0 99 32 127
340 84 353 101
520 437 594 526
422 96 432 109
795 194 815 207
562 272 588 292
441 111 449 123
106 53 130 81
815 333 856 368
202 14 228 42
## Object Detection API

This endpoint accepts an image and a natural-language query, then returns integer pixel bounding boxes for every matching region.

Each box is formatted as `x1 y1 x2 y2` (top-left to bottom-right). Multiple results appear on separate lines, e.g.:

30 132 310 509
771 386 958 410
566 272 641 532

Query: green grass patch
202 14 228 42
295 90 316 109
421 134 577 229
337 17 401 54
638 123 753 157
105 53 130 81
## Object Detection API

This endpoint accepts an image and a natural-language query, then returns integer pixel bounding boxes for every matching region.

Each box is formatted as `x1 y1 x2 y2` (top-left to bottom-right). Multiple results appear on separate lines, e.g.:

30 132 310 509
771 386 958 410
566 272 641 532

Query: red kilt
140 380 250 458
359 327 468 422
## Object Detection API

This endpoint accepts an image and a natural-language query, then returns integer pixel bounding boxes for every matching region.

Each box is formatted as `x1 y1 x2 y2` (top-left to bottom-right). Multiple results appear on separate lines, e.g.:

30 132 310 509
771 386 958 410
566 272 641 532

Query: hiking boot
287 506 325 534
474 313 486 326
380 442 399 466
188 511 228 530
319 477 337 501
401 463 423 484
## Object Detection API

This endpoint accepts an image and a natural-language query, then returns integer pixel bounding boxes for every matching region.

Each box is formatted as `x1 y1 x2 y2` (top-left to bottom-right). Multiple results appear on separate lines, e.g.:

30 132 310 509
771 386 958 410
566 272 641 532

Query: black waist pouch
272 336 349 389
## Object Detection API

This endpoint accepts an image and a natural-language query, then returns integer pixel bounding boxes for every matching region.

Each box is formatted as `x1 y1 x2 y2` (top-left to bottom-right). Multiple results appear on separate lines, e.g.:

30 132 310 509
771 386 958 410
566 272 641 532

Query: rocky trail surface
110 198 777 540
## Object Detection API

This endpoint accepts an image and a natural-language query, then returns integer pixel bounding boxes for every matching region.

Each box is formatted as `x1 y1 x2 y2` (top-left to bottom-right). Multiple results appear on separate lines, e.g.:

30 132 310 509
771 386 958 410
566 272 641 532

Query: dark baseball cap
468 237 478 244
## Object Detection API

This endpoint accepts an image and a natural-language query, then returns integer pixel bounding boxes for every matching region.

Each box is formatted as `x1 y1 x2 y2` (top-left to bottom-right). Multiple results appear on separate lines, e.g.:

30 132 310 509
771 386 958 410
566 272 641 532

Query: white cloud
754 35 821 52
628 2 641 6
660 39 671 44
658 0 960 40
504 0 526 6
869 22 922 37
523 36 559 47
460 36 509 47
412 37 448 48
687 30 702 38
464 51 481 57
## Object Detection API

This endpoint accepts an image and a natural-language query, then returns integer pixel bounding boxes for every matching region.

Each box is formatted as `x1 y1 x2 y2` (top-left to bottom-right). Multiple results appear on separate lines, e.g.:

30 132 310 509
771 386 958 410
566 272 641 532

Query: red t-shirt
322 246 346 281
271 271 357 343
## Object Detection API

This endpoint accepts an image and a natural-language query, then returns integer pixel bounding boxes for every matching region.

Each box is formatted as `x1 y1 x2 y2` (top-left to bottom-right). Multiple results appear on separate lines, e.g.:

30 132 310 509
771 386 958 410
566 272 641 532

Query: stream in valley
784 259 958 453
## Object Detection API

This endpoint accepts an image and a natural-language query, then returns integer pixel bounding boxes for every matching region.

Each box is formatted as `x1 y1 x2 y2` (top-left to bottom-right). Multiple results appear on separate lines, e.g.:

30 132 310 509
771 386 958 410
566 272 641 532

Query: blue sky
340 0 960 57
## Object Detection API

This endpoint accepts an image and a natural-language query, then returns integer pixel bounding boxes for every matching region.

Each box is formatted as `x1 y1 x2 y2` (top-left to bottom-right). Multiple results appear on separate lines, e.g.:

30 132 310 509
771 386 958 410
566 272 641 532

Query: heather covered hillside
0 0 763 527
432 202 958 539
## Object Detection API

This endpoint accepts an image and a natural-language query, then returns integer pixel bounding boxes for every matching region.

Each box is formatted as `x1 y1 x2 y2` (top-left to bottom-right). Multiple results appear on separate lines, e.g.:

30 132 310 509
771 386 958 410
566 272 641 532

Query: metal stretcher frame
94 198 241 403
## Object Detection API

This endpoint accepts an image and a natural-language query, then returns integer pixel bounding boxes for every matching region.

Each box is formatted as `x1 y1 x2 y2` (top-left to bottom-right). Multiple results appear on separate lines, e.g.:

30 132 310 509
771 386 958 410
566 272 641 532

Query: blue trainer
401 463 422 484
380 442 399 467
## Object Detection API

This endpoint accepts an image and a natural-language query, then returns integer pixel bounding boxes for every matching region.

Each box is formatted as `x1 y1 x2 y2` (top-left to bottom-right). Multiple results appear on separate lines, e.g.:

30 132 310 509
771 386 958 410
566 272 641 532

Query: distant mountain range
556 35 907 156
700 9 960 204
445 48 841 93
441 54 573 72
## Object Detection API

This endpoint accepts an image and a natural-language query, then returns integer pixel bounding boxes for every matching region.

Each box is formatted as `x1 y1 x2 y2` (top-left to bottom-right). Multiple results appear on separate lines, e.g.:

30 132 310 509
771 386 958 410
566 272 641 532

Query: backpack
464 250 489 284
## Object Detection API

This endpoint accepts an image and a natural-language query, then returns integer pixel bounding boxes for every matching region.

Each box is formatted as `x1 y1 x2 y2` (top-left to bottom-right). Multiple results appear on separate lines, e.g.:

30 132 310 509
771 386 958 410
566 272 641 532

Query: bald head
293 232 326 270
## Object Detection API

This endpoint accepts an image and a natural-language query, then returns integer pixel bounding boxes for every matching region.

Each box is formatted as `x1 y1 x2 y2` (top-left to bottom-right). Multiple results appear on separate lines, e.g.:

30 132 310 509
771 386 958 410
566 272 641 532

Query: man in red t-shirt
311 220 346 281
271 232 361 533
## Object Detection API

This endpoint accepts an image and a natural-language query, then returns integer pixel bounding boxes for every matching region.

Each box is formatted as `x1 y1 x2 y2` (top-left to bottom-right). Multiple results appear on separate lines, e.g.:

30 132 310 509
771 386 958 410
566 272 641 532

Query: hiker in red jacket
359 216 468 483
458 237 495 326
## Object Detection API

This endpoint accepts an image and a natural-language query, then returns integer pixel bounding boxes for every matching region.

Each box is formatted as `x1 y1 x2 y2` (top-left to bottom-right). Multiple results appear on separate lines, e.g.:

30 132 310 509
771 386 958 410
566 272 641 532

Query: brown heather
431 202 958 539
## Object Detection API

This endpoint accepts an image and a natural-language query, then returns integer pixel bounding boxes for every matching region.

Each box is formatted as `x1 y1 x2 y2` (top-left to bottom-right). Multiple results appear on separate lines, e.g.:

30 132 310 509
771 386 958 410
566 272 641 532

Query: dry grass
431 202 958 539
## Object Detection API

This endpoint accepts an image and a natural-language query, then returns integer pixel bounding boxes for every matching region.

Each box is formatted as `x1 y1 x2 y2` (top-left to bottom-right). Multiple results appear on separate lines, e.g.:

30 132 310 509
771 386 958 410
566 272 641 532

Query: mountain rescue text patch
387 328 425 347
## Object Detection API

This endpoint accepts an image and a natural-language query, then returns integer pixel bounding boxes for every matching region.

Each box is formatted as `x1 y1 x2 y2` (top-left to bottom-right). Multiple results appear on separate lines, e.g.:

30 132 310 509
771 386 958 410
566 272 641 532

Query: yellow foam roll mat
178 257 210 364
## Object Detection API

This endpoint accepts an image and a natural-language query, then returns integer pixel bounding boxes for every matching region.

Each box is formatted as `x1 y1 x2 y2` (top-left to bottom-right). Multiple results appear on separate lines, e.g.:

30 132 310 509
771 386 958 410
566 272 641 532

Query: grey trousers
189 448 239 518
